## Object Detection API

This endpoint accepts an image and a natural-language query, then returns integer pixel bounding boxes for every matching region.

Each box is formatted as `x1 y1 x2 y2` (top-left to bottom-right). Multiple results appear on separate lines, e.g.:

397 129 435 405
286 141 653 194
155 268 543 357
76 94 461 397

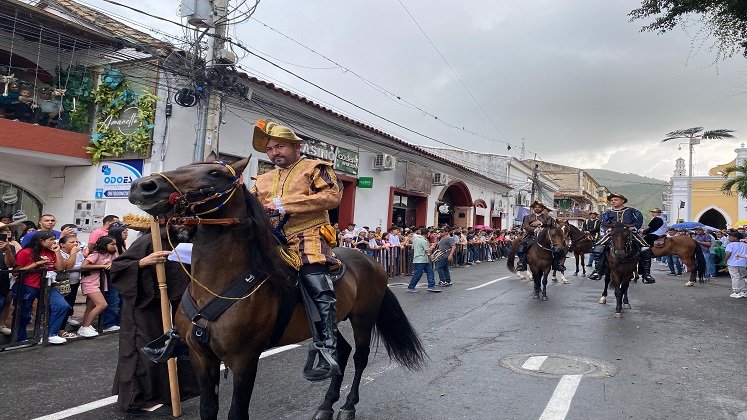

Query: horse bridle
609 228 636 262
535 227 562 251
152 161 245 225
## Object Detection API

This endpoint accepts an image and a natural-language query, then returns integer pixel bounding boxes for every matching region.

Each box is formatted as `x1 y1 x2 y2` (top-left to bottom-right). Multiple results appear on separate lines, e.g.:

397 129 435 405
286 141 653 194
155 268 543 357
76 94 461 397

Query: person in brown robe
109 225 199 414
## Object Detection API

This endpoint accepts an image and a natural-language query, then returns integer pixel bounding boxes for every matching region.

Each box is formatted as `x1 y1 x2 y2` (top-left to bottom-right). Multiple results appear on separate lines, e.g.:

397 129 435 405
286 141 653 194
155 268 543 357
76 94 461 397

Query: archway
473 199 487 226
436 181 472 227
698 208 727 229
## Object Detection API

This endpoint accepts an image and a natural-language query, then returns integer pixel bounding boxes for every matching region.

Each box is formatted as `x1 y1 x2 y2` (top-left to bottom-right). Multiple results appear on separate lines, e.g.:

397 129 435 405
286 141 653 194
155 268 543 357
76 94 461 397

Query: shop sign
358 177 373 188
95 159 143 199
334 147 359 176
405 162 432 193
101 106 140 135
301 138 337 162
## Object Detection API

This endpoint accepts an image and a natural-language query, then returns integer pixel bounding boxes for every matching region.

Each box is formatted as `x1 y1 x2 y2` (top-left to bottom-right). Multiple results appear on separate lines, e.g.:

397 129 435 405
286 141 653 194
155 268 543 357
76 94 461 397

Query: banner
95 159 143 199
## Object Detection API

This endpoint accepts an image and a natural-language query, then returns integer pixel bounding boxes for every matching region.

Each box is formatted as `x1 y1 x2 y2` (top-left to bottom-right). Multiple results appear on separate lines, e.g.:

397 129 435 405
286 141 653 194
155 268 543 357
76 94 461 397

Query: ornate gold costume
251 157 342 266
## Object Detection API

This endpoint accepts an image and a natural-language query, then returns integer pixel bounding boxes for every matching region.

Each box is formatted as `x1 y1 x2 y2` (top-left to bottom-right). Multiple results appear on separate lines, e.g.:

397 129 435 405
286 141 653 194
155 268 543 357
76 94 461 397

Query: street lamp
661 127 735 221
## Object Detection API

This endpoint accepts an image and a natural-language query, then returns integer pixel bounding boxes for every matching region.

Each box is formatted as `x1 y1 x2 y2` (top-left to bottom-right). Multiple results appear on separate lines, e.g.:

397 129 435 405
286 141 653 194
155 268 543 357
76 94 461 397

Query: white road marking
521 355 548 371
522 356 583 420
466 276 510 290
538 374 583 420
32 344 301 420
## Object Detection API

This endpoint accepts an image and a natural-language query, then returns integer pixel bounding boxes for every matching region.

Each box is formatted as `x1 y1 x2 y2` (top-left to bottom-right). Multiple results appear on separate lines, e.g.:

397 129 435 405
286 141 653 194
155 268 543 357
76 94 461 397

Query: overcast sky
85 0 747 181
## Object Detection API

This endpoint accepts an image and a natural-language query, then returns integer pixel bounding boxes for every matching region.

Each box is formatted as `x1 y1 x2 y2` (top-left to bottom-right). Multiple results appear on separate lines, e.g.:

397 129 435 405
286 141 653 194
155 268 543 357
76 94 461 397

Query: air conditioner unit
373 153 396 170
432 172 447 185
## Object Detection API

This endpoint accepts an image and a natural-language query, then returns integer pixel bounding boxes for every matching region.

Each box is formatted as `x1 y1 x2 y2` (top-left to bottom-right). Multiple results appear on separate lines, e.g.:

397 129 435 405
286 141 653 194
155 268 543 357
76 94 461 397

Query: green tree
720 160 747 199
630 1 747 59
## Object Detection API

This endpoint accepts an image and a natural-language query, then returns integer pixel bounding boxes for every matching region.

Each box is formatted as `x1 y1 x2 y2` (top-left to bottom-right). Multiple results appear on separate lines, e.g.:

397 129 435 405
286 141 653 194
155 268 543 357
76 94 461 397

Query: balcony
0 118 90 165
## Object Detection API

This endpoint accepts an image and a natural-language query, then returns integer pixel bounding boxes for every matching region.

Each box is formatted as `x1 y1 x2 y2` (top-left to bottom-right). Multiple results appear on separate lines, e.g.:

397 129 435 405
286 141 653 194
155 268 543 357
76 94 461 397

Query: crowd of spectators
0 213 124 345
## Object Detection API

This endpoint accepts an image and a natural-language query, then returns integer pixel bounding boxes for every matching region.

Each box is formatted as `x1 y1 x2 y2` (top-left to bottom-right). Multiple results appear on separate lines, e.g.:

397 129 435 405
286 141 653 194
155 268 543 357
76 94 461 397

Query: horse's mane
238 186 294 287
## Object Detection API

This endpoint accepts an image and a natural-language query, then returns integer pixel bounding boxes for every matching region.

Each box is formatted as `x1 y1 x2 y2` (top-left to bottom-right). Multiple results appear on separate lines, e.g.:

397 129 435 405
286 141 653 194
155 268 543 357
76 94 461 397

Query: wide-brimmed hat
529 200 548 210
649 208 662 213
607 193 628 204
252 119 303 153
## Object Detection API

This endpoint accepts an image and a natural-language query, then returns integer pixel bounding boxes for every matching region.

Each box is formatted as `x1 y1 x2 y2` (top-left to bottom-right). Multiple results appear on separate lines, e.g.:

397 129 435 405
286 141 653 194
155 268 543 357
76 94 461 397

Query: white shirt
725 241 747 267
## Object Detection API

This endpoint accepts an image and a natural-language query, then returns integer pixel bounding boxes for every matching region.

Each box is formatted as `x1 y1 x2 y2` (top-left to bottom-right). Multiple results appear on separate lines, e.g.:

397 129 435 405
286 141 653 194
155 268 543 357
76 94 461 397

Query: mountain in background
584 169 668 221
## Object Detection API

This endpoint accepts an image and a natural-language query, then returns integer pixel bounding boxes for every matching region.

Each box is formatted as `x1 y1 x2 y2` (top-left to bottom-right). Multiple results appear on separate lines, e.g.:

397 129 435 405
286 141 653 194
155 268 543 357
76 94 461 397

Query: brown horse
649 236 706 287
128 158 427 420
598 224 638 317
559 221 595 277
507 226 568 300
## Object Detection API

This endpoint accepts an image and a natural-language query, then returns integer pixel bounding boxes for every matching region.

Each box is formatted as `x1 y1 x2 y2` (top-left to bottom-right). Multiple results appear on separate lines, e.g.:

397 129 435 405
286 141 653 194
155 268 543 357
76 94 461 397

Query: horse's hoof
336 409 356 420
552 278 558 283
685 281 694 287
581 274 586 278
599 297 606 304
541 295 548 301
313 410 334 420
573 272 578 276
614 312 622 318
563 279 570 284
533 293 539 299
623 303 631 309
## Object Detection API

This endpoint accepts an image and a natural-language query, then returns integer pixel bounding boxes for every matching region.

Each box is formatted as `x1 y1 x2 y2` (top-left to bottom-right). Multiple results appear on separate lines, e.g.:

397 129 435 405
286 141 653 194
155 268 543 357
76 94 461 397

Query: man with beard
109 224 199 415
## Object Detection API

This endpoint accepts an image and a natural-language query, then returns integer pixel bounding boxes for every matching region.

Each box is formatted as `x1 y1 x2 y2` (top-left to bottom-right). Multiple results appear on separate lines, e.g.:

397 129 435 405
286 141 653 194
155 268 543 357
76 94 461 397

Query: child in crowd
78 236 117 338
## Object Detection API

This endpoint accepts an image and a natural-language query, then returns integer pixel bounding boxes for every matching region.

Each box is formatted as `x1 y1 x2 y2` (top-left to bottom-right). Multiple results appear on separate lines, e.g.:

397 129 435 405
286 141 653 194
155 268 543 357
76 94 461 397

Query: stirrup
302 342 340 382
140 328 189 363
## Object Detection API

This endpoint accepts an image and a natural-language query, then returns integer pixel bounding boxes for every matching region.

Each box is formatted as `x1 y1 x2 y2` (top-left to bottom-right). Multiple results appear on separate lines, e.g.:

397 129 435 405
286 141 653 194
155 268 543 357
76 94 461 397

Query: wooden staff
150 218 182 417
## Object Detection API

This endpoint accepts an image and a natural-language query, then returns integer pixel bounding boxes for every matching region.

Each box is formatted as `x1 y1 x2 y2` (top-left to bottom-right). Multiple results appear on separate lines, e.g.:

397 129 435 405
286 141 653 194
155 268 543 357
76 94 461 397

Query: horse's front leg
314 332 353 420
225 351 262 420
541 268 550 301
189 341 222 420
338 318 375 420
531 267 542 299
552 270 557 282
599 275 610 304
580 253 586 277
613 283 623 317
621 281 631 309
574 253 579 276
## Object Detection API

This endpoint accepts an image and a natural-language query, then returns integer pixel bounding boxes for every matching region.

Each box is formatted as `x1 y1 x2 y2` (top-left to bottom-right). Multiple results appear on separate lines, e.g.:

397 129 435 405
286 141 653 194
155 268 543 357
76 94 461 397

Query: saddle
653 237 667 248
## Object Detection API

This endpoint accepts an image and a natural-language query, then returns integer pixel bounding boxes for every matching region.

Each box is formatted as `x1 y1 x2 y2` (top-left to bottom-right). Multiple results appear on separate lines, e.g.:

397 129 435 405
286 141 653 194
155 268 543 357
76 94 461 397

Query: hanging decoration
2 189 18 204
85 67 156 164
1 74 17 97
12 209 27 222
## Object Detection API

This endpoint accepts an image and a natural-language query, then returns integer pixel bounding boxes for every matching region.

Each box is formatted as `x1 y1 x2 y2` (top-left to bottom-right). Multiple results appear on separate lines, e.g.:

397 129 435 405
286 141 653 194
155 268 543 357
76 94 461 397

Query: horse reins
154 161 270 300
153 161 242 222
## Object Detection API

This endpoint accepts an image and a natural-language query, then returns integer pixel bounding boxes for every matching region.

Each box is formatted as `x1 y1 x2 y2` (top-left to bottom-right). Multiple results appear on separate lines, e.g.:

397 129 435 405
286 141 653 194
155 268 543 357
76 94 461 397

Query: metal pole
688 140 694 221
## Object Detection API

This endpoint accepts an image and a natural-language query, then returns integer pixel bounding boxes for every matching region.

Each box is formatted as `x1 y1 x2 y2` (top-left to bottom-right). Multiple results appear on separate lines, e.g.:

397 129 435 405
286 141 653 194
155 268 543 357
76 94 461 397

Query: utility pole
530 161 539 203
194 0 229 162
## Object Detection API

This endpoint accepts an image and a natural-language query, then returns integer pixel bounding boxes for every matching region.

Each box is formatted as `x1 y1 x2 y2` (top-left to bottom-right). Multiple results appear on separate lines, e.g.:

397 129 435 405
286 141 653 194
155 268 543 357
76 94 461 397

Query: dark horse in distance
598 224 638 317
559 220 595 277
128 157 427 420
507 226 568 300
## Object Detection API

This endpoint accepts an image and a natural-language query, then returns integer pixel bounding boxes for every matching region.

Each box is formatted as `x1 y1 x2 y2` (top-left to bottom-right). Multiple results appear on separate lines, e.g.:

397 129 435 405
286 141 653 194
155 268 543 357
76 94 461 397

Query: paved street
2 259 746 420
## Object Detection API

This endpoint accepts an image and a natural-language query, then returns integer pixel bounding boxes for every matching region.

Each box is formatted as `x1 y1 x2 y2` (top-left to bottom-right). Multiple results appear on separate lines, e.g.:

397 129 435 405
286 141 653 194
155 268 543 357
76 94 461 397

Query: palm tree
661 127 735 143
720 160 747 199
661 127 735 221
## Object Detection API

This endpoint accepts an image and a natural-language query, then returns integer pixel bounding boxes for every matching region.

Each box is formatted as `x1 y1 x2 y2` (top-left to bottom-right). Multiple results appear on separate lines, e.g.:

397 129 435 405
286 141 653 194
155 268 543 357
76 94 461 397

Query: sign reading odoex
95 159 143 199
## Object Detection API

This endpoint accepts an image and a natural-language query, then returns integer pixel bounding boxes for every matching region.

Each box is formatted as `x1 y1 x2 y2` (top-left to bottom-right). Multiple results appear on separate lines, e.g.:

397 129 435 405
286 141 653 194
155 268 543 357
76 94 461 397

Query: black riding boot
639 249 656 284
588 245 606 280
516 240 529 271
301 269 340 382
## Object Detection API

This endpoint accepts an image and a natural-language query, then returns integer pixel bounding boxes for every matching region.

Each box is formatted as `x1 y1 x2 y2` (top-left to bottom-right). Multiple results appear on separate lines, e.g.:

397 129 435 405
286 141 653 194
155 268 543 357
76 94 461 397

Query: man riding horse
516 200 556 272
588 193 656 284
251 120 343 381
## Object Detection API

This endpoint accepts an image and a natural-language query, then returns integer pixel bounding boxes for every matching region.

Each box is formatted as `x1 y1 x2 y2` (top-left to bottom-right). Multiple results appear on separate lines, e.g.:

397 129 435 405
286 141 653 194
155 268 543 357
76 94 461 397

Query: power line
395 0 509 143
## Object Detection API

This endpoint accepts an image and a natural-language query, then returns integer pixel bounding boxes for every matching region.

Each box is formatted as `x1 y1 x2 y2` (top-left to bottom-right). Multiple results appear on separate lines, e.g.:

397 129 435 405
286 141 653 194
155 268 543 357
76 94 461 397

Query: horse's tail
506 239 518 273
694 244 706 281
374 289 428 370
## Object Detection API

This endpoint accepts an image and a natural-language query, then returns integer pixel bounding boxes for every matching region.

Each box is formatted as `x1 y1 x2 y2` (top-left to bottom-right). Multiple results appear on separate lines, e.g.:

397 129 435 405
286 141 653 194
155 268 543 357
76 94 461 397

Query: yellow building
669 145 747 228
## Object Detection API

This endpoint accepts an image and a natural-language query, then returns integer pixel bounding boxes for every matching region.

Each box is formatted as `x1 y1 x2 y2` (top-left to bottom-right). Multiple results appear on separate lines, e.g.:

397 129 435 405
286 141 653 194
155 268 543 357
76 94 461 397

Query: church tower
673 157 686 177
